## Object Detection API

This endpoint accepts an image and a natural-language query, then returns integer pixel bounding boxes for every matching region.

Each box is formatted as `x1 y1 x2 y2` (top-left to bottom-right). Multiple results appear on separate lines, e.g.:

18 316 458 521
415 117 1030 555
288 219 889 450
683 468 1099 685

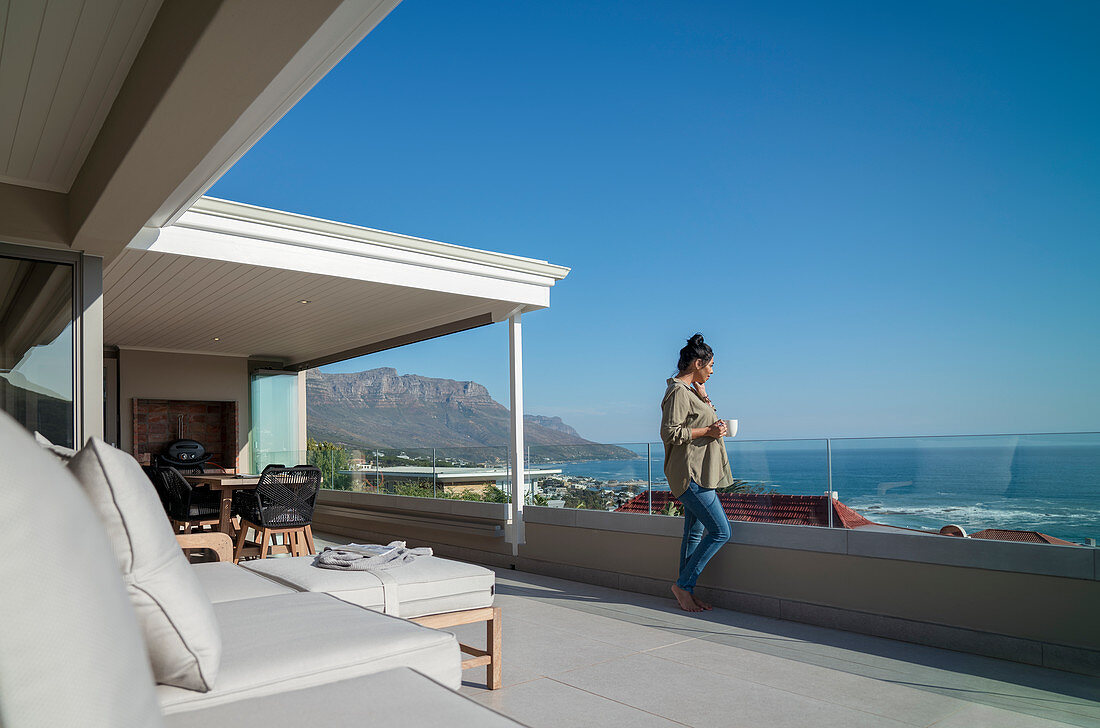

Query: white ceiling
104 248 500 365
0 0 162 193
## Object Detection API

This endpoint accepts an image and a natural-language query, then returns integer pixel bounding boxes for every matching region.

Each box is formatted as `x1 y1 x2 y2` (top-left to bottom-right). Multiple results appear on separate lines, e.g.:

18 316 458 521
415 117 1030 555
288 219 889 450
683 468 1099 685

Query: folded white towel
313 540 432 571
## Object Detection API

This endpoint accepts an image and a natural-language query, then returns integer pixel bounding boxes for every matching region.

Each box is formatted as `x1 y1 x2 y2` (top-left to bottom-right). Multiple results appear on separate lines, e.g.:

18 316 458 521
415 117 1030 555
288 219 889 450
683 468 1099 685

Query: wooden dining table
185 473 260 534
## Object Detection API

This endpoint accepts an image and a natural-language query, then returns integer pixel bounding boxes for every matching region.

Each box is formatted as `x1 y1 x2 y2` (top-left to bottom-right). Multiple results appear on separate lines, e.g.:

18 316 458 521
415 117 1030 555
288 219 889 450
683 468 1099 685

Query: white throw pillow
33 430 77 462
0 413 164 727
68 438 222 692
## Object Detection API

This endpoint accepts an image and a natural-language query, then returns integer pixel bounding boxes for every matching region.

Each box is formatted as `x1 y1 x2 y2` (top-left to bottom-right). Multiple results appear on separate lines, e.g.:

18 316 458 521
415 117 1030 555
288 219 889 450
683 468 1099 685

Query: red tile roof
969 529 1078 546
616 491 874 529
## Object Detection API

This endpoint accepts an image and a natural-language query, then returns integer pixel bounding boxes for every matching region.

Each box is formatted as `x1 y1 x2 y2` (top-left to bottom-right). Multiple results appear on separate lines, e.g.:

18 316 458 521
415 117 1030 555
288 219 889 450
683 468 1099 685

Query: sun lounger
195 550 502 688
162 668 520 727
2 413 521 728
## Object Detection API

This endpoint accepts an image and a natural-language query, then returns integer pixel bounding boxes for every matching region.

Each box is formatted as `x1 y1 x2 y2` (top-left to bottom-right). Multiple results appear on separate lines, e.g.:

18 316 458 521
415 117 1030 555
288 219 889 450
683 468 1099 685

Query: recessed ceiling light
298 299 311 304
213 337 220 341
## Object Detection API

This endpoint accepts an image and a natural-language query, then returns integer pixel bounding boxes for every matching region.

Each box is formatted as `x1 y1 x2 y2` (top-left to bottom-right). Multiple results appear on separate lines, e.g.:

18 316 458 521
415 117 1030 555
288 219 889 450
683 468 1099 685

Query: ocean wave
848 501 1094 525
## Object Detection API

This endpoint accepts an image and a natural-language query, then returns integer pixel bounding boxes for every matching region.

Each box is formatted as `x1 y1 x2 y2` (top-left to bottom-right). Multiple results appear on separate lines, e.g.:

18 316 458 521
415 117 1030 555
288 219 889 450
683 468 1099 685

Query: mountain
523 414 582 438
306 368 633 461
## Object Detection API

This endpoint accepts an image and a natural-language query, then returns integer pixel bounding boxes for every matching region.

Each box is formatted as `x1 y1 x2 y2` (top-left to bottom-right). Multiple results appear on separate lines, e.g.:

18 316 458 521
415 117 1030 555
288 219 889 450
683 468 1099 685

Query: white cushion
0 412 164 728
240 555 495 618
163 668 522 726
191 562 299 604
68 438 222 691
157 592 461 713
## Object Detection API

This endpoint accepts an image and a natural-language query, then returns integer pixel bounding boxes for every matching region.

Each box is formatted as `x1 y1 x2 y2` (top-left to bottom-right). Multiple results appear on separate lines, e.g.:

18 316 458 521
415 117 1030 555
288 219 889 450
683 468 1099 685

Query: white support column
77 255 104 445
297 370 308 456
507 313 525 556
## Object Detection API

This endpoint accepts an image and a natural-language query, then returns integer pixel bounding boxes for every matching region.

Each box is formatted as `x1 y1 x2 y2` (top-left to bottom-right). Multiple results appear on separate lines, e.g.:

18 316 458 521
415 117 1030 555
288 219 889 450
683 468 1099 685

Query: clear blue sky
210 0 1099 443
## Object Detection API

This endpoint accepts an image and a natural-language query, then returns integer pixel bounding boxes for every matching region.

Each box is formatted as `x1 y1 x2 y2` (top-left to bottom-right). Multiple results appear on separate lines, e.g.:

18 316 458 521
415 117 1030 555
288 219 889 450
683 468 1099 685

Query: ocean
547 436 1100 543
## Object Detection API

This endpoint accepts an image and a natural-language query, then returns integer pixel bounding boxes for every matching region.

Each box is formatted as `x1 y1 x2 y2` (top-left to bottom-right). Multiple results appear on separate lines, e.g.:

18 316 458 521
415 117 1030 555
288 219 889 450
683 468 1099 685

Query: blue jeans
676 482 731 591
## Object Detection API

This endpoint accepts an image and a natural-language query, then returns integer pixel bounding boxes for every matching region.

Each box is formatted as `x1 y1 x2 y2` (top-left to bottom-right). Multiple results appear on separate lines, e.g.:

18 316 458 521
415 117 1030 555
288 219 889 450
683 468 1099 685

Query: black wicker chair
231 465 321 562
142 465 168 509
149 466 222 533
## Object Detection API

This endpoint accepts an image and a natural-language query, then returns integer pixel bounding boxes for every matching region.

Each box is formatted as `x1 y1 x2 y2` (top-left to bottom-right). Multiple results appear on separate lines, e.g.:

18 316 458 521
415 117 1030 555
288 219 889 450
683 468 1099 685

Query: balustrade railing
255 431 1100 545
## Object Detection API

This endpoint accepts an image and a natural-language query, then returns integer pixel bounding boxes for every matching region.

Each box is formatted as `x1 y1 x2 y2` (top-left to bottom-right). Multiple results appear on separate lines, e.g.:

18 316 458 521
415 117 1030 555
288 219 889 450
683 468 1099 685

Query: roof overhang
104 198 570 369
0 0 402 261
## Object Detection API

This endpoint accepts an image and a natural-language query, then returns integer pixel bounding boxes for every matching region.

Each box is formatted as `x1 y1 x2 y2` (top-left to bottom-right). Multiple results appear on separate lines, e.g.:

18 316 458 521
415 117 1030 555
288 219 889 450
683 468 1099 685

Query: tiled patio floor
447 569 1098 728
310 534 1096 727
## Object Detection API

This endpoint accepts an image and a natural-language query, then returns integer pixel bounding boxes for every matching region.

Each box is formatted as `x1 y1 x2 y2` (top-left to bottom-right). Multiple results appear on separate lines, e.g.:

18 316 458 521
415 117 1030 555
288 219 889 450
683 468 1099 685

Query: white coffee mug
723 419 738 438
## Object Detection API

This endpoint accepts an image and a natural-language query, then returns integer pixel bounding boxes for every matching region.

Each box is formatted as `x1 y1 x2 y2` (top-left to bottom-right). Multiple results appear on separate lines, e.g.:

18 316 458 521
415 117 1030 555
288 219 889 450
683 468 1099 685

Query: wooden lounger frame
412 607 502 690
176 532 503 690
177 531 234 562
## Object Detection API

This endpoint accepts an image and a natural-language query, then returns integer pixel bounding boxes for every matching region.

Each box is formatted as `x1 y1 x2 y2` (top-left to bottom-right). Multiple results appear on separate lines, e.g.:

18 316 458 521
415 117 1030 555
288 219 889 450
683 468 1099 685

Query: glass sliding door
0 254 75 447
250 370 300 473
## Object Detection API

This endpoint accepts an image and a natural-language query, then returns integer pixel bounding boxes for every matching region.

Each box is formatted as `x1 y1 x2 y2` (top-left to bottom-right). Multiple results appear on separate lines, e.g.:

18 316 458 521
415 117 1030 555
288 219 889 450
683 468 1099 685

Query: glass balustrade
829 432 1100 544
253 431 1099 545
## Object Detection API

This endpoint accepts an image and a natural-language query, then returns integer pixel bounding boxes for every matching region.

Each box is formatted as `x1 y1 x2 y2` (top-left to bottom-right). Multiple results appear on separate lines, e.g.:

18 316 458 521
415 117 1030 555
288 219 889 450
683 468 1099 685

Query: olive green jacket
660 378 734 497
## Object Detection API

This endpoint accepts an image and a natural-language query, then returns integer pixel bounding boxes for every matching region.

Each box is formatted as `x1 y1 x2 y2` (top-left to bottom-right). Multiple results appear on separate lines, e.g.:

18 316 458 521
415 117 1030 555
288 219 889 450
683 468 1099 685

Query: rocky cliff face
306 369 602 453
308 368 496 409
523 414 581 438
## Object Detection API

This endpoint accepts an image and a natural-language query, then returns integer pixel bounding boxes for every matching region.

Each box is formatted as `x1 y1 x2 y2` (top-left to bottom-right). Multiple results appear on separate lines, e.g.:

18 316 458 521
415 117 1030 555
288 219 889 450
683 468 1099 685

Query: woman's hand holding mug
706 420 728 439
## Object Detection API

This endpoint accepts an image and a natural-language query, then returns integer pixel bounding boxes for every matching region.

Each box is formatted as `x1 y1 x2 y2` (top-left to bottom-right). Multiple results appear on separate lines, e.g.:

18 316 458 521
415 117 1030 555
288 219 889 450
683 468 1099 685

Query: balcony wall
313 492 1100 677
315 490 513 558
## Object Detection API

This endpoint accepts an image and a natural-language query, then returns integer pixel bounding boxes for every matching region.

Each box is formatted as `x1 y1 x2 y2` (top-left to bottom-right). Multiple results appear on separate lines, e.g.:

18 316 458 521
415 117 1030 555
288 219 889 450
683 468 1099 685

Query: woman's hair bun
687 333 705 346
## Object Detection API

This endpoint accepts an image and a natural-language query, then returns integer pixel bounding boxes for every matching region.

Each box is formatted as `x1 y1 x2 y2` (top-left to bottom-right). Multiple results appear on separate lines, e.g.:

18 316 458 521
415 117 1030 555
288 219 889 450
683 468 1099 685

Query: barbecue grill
156 438 214 469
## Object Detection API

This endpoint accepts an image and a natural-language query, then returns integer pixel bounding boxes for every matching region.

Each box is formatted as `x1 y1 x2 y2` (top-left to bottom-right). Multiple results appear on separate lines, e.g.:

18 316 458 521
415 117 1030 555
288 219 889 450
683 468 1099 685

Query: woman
660 333 733 612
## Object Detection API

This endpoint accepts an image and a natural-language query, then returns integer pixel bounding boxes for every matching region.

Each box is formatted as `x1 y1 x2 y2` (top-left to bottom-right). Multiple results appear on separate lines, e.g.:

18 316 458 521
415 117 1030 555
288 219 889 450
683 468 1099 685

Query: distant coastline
543 441 1099 543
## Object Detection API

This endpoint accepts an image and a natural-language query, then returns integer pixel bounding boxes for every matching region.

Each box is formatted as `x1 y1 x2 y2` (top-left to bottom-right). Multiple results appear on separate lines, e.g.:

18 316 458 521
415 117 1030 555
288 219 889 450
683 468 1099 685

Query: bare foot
692 595 713 611
671 584 702 612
